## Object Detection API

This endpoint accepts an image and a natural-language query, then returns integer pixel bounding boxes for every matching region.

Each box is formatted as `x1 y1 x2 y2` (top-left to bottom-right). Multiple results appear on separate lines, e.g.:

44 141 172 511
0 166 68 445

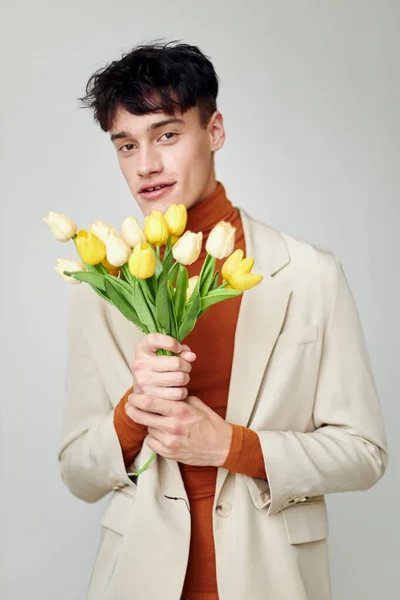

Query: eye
119 143 136 152
160 132 176 141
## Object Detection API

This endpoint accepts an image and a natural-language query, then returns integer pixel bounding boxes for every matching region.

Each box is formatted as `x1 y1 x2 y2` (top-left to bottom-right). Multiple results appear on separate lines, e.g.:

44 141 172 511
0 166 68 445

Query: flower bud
121 216 147 248
54 258 86 283
172 231 203 266
75 230 106 265
105 228 132 267
89 220 114 244
43 211 77 242
186 276 199 301
221 249 263 291
128 243 156 279
144 211 169 246
205 221 236 259
164 204 187 236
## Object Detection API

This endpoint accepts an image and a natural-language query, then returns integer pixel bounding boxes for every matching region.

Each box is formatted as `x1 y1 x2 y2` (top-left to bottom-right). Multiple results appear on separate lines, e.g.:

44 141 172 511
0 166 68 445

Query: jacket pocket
281 498 329 545
273 324 319 353
100 488 136 535
87 490 136 599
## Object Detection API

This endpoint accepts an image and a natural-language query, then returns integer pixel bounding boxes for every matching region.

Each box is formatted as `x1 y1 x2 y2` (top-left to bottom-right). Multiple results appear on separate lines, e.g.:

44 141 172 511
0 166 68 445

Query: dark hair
78 40 219 132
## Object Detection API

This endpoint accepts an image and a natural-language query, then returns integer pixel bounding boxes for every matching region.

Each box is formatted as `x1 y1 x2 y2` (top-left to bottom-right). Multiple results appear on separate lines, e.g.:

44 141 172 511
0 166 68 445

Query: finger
138 333 182 355
179 350 197 362
148 370 190 388
128 393 175 416
145 386 188 401
134 355 193 374
129 406 174 430
146 434 167 456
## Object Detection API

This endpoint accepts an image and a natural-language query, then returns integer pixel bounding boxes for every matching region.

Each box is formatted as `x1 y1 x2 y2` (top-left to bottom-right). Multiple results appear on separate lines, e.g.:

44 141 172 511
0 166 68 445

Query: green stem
132 451 157 476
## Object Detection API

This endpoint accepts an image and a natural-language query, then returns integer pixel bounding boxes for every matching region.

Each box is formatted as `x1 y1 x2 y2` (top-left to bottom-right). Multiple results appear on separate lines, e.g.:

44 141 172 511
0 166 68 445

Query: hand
132 333 196 400
125 393 233 467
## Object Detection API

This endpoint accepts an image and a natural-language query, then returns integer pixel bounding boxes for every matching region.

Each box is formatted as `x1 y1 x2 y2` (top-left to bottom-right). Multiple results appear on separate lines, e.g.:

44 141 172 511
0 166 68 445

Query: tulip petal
235 257 255 276
221 249 243 280
229 273 263 291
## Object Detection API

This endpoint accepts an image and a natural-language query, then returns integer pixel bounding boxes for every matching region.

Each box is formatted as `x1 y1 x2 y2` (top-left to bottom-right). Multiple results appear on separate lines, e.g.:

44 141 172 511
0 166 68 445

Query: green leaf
167 281 178 339
133 280 158 333
156 272 171 334
200 255 217 297
162 247 174 273
209 270 220 292
104 278 147 332
200 288 242 312
63 270 106 291
147 243 163 278
173 264 189 327
178 287 201 342
138 278 156 311
121 264 135 286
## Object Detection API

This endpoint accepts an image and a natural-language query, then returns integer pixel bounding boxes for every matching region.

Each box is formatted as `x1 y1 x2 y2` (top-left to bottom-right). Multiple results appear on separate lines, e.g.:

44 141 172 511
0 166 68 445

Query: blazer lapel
214 207 292 504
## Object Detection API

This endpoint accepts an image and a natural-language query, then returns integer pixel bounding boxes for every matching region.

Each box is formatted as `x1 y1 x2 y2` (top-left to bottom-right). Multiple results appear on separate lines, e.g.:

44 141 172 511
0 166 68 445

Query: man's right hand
132 333 196 401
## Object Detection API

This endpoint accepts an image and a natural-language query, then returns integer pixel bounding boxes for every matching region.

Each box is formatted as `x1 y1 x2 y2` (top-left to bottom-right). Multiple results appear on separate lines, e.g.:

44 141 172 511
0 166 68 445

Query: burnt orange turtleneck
113 181 267 600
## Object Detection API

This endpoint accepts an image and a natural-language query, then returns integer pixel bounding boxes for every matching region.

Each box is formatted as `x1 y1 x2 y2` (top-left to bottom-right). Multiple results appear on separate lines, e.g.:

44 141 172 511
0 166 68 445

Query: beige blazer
58 207 388 600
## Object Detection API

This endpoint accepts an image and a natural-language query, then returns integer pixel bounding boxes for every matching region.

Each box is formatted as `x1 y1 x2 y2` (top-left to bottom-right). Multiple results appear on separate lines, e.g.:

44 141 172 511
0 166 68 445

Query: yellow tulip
164 204 187 236
170 235 179 246
186 276 199 301
101 255 120 276
172 231 203 266
121 216 147 247
89 219 113 244
144 211 169 246
75 230 106 265
128 243 156 279
205 221 236 259
54 258 86 283
221 249 263 291
105 228 132 266
43 211 77 242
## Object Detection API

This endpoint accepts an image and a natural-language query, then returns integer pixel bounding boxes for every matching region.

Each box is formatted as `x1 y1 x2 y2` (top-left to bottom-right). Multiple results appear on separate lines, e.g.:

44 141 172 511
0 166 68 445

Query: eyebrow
110 117 185 142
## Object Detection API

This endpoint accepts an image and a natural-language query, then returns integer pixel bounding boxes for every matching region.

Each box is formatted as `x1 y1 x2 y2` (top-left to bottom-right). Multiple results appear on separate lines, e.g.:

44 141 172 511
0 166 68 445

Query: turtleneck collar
185 181 238 235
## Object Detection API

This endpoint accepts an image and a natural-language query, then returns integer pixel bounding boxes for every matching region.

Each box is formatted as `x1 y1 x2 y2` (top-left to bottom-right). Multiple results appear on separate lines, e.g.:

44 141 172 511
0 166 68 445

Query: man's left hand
126 392 233 467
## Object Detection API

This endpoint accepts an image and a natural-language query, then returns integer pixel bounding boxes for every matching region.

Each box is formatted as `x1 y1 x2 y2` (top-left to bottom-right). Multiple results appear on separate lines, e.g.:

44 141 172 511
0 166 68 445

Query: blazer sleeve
253 255 389 516
57 285 143 503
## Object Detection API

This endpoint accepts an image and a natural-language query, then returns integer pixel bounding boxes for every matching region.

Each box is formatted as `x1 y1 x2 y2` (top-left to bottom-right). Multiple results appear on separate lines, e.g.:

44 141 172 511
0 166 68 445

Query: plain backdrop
0 1 399 599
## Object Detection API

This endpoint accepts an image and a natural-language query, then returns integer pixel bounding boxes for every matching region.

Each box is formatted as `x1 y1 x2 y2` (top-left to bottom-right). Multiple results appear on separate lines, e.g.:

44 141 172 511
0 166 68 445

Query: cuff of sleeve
113 387 148 468
220 424 267 480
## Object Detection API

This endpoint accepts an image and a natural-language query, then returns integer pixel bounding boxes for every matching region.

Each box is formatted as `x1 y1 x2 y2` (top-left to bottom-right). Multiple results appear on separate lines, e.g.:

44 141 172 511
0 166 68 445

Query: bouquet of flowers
44 204 263 475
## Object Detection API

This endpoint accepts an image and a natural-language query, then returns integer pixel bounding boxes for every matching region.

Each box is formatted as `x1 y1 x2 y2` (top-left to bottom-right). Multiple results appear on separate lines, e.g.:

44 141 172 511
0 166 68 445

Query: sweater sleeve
219 424 267 480
113 386 149 468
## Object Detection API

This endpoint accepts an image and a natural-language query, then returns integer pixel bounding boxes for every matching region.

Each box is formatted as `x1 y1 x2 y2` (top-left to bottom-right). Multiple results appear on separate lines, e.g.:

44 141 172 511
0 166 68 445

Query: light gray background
0 1 398 599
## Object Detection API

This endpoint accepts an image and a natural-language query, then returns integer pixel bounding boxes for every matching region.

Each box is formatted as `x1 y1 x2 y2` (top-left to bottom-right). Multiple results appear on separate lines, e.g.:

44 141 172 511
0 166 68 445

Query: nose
136 147 162 177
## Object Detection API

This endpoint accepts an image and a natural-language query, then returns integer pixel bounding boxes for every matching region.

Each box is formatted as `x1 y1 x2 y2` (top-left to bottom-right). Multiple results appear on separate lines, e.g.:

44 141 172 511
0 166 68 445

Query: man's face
109 105 225 215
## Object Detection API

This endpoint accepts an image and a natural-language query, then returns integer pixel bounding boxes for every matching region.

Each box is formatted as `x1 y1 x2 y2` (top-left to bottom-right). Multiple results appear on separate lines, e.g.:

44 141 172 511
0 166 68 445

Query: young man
58 41 388 600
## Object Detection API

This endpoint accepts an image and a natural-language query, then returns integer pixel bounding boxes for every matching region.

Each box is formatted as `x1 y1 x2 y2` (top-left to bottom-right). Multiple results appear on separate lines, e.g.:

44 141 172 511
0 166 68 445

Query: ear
208 111 225 152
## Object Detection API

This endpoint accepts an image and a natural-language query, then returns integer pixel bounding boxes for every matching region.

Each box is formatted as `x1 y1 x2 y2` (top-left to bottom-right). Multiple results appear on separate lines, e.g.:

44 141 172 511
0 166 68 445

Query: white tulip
172 231 203 266
89 219 114 244
186 276 200 301
205 221 236 259
54 259 86 283
105 229 132 266
43 211 77 242
121 216 147 248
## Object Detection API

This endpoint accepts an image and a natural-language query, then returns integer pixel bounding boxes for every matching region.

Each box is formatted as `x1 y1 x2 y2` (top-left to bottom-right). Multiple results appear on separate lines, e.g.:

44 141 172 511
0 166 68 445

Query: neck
186 180 237 235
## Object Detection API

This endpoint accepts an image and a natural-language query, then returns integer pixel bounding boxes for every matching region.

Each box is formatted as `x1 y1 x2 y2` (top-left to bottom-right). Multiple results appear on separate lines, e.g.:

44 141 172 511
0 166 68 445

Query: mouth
139 182 176 200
